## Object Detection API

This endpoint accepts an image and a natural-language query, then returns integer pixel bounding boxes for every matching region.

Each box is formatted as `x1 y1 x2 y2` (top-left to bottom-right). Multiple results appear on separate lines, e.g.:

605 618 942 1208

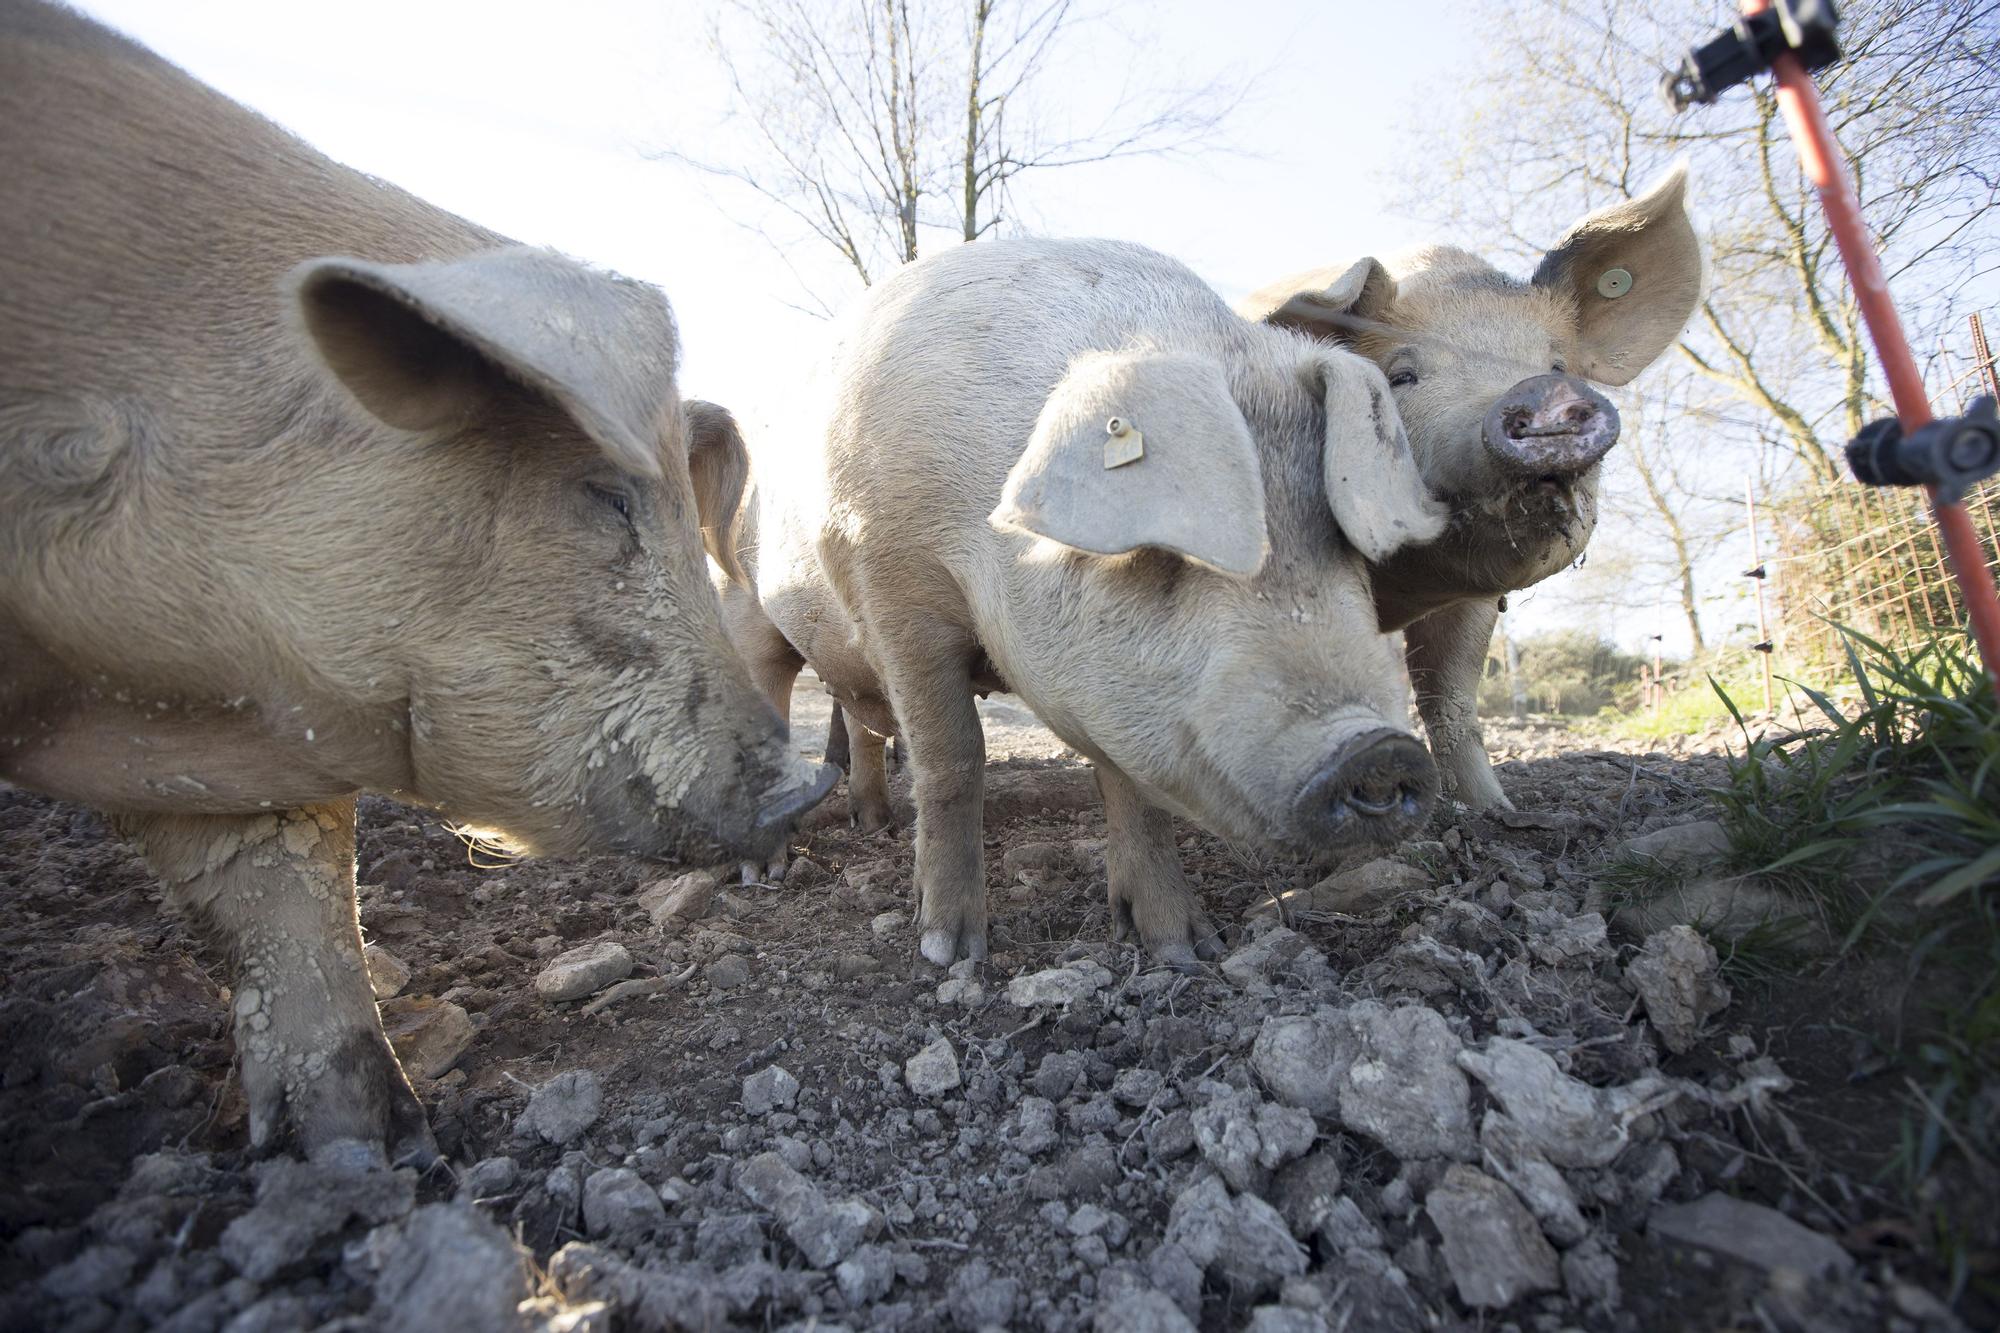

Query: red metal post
1740 0 2000 703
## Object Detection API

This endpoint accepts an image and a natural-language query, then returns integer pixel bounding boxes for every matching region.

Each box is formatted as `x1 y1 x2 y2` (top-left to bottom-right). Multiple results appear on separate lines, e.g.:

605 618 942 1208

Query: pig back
819 239 1255 577
0 0 498 421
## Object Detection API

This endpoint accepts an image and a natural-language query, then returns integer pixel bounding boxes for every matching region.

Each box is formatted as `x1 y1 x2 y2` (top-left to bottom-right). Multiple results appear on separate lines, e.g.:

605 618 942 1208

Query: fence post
1746 479 1774 714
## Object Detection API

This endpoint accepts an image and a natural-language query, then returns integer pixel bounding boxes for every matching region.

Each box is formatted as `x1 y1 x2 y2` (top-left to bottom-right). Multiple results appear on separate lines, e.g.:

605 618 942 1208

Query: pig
0 0 834 1164
717 237 1450 967
1236 168 1704 810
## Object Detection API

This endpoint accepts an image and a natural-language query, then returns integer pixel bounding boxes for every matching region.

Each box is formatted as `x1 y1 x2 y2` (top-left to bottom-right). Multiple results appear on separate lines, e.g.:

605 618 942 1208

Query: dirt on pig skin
0 697 1984 1331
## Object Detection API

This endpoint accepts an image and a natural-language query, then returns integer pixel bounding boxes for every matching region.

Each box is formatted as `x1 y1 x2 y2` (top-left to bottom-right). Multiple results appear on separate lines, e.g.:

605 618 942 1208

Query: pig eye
586 482 633 522
1388 369 1419 389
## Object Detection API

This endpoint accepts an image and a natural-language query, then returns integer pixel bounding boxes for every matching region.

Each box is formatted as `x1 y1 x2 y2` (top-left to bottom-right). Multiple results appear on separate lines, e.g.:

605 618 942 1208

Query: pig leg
877 625 988 966
1096 764 1222 970
846 720 895 833
119 801 434 1165
1404 600 1513 811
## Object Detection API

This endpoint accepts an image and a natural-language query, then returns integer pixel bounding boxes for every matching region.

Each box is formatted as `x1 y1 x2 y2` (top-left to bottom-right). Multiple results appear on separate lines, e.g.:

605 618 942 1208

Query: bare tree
680 0 1242 310
1397 0 1999 653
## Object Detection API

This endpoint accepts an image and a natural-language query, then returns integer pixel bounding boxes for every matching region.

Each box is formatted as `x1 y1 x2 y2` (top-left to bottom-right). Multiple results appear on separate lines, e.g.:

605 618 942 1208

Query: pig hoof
1150 942 1201 974
244 1032 435 1165
918 926 986 967
740 855 789 887
849 803 895 835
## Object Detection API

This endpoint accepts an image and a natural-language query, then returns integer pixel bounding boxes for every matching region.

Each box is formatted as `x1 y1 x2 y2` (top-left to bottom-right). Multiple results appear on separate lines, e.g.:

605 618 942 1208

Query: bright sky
75 0 1711 652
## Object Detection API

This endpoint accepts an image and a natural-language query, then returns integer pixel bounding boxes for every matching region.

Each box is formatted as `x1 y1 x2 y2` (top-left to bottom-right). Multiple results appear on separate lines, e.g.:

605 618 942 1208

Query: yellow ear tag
1103 415 1145 469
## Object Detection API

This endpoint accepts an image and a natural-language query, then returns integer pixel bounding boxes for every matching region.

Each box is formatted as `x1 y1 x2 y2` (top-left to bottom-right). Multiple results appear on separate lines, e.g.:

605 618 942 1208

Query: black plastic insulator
1663 0 1842 110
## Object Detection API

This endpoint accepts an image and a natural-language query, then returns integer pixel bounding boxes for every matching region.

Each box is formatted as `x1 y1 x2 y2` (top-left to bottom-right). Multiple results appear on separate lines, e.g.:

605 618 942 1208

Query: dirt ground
0 682 1986 1332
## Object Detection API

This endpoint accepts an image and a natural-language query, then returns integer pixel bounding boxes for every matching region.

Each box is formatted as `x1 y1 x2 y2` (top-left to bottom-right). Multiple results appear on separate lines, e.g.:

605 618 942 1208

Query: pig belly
2 698 367 815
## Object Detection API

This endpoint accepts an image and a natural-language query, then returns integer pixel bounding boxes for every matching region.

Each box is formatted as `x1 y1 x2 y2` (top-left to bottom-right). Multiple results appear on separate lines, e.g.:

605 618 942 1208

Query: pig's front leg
846 720 896 833
121 801 435 1165
1096 764 1222 970
879 631 988 966
1403 599 1513 811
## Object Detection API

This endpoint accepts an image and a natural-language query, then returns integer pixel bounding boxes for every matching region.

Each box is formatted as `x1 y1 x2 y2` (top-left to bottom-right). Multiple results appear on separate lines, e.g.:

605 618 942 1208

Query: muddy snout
1294 728 1438 844
586 754 839 863
1483 373 1620 478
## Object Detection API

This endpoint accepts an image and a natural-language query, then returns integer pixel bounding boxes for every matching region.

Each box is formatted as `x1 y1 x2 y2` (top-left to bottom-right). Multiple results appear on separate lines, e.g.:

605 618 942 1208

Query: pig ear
289 246 678 479
684 400 750 584
1532 164 1704 386
1235 258 1397 342
990 349 1268 577
1316 350 1448 562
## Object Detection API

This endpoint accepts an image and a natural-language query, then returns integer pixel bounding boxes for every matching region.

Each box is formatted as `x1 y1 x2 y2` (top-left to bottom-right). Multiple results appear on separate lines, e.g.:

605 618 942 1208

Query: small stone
947 1259 1020 1329
1219 927 1326 994
835 1243 896 1305
736 1152 881 1267
1647 1193 1854 1279
1561 1237 1620 1308
378 996 475 1080
219 1160 416 1283
1005 961 1114 1008
1161 1174 1307 1299
1521 909 1611 967
1146 1110 1196 1162
1614 819 1731 872
743 1065 802 1116
694 1214 766 1267
1626 925 1732 1054
1093 1290 1196 1333
936 977 985 1006
1252 858 1431 921
704 954 752 991
869 910 905 939
1267 1150 1343 1240
534 941 634 1002
364 945 411 999
1111 1067 1164 1108
457 1157 518 1202
515 1070 604 1145
1251 1013 1346 1117
581 1168 667 1243
1067 1204 1112 1237
1425 1164 1560 1309
1458 1037 1669 1169
1011 1096 1059 1155
1192 1090 1315 1193
1243 1309 1321 1333
904 1038 961 1097
637 869 718 928
1338 1002 1476 1160
353 1204 535 1333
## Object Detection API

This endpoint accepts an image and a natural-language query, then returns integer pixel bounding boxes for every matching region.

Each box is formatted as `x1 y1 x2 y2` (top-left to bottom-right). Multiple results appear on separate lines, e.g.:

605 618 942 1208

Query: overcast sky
74 0 1745 655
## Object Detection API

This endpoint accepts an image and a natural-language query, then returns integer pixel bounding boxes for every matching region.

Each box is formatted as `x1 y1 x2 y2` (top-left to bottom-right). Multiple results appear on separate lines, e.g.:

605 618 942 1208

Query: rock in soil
903 1037 962 1097
1425 1163 1561 1310
1626 924 1732 1054
1648 1192 1856 1279
515 1069 604 1145
364 944 412 999
380 995 476 1079
534 940 635 1002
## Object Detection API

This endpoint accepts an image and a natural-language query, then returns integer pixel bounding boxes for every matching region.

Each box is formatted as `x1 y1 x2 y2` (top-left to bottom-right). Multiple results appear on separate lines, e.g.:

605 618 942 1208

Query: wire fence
1769 471 2000 669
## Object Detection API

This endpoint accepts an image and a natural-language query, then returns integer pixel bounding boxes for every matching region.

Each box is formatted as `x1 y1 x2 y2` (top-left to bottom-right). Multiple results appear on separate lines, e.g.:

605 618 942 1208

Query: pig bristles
446 822 528 870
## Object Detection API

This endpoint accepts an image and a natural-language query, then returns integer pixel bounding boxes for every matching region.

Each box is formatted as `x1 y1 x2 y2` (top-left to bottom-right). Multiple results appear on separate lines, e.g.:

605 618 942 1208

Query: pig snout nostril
1296 729 1438 843
1559 400 1596 428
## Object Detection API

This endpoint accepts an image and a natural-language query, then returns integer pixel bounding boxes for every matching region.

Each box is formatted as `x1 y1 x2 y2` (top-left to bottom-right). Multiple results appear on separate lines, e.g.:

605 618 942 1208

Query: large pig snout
1482 373 1620 477
1292 728 1438 845
747 760 841 848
